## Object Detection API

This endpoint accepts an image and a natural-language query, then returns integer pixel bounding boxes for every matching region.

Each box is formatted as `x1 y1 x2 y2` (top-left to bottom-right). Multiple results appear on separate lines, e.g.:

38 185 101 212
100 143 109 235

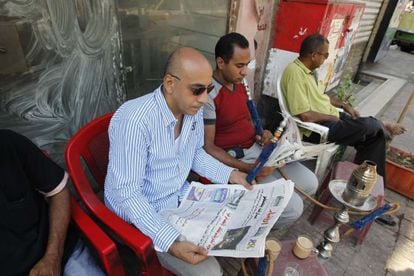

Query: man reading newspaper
104 48 252 276
161 180 294 258
203 32 318 227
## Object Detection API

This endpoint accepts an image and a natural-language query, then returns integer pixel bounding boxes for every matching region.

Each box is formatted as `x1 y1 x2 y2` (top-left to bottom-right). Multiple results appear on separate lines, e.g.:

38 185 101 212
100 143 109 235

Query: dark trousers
321 113 388 177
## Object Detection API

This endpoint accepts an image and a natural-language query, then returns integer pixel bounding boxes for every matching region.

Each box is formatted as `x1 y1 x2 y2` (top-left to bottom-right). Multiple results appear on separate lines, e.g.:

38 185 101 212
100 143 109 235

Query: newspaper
264 114 334 167
159 179 294 257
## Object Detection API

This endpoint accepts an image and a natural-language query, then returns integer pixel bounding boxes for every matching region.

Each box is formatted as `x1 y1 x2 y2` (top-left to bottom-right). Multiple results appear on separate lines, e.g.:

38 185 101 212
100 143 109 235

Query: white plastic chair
276 75 339 181
276 75 331 143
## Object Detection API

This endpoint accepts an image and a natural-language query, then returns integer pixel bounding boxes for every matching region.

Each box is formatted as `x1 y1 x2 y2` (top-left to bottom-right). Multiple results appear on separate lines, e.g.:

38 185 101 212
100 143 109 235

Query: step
355 70 407 117
353 79 383 107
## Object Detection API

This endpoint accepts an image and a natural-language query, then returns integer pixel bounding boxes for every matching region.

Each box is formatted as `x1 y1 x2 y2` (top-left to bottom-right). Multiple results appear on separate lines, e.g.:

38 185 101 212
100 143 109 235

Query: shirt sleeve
105 117 180 252
192 113 234 183
40 172 69 197
281 69 311 116
203 91 217 125
3 129 66 195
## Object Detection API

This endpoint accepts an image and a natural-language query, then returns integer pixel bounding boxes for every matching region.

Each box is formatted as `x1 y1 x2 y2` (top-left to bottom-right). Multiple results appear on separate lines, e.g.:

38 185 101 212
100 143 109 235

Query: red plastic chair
71 196 125 275
40 150 124 275
65 112 172 276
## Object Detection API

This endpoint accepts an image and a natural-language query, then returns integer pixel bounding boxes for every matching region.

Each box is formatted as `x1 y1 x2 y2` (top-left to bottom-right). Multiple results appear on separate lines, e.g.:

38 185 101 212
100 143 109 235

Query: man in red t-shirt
203 32 318 227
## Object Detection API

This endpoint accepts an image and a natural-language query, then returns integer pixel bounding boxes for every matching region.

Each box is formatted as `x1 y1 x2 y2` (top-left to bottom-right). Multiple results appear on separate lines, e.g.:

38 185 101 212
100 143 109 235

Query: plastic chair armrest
71 197 125 276
292 117 329 142
76 187 155 266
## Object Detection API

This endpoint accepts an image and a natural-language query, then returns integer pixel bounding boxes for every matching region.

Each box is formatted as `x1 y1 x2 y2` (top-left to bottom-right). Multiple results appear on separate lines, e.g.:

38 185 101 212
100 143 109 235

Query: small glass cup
283 262 302 276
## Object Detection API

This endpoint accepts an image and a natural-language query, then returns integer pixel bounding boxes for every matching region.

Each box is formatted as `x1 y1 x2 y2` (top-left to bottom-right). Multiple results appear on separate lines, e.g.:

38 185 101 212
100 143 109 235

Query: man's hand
255 165 277 183
168 241 209 265
29 253 61 276
256 130 274 146
343 104 360 119
229 169 254 189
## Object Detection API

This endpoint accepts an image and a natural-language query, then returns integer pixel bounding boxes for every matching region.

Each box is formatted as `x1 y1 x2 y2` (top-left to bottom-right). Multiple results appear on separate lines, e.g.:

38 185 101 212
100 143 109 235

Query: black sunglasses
169 73 215 96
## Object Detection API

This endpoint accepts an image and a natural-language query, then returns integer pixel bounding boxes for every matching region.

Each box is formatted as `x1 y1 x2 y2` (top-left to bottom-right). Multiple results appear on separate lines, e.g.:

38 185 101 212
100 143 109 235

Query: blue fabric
104 86 234 252
64 240 104 276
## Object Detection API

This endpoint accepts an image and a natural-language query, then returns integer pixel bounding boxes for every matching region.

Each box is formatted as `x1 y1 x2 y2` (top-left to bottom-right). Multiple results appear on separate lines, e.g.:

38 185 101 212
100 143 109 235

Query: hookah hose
246 117 288 183
276 167 400 237
243 78 264 136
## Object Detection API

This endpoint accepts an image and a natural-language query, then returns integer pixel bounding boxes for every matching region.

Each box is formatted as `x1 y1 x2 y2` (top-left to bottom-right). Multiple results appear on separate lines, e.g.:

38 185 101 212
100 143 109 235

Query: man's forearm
45 186 71 259
329 95 340 106
203 144 251 172
299 111 339 123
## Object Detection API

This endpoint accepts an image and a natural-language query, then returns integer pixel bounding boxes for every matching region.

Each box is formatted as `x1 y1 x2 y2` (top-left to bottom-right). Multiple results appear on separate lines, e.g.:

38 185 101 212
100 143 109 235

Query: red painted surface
273 0 363 52
273 1 327 51
386 147 414 200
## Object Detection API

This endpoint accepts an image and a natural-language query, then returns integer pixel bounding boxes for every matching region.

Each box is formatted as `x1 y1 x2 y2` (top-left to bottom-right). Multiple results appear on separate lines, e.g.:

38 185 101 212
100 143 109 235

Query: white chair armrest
292 117 329 143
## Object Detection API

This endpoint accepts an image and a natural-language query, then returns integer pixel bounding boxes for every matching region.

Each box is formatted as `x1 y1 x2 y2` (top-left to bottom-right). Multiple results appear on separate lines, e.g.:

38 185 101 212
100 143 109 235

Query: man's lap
240 143 318 194
64 239 105 276
239 143 318 227
156 251 222 276
324 113 386 144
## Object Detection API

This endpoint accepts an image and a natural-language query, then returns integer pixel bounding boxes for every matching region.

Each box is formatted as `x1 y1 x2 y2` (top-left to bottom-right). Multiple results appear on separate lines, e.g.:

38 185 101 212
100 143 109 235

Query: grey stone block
386 253 414 276
400 219 414 241
395 236 414 260
404 207 414 222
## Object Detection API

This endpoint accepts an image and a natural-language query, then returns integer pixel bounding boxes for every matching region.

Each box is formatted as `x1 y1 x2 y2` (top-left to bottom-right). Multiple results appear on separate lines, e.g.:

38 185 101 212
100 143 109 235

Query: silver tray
328 179 377 211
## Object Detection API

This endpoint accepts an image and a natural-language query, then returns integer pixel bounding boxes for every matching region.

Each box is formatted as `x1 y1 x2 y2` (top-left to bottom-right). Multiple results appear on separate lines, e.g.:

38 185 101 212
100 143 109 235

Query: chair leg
355 224 371 245
309 168 332 225
315 167 332 198
308 188 332 225
355 195 384 245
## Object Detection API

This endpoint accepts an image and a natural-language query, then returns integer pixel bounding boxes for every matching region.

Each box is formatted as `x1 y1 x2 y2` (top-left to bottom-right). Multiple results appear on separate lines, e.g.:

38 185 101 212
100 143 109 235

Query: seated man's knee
289 193 304 221
308 173 319 195
157 252 222 276
273 192 303 228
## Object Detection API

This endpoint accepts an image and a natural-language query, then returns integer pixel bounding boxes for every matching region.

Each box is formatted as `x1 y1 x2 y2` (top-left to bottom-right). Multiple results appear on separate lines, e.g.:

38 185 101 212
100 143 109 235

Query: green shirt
281 59 339 136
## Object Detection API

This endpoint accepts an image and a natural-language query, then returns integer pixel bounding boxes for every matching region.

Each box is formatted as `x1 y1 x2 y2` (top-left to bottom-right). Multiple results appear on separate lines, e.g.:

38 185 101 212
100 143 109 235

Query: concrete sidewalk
268 47 414 276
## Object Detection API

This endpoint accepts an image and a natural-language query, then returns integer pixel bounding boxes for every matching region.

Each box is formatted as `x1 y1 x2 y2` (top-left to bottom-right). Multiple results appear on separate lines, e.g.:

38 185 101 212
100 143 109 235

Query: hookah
243 78 264 136
316 161 389 259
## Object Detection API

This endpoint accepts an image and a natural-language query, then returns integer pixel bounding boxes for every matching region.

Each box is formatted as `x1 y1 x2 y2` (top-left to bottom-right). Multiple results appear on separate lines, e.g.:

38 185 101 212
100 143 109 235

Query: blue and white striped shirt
104 86 234 252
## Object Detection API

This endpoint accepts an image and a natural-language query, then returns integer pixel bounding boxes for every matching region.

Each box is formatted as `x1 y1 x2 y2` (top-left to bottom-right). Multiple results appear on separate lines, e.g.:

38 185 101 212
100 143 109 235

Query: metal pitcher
342 161 377 206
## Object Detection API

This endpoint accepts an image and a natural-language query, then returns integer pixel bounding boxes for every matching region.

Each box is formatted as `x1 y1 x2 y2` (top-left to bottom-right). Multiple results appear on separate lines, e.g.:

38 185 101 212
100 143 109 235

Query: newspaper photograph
265 114 334 167
159 179 294 257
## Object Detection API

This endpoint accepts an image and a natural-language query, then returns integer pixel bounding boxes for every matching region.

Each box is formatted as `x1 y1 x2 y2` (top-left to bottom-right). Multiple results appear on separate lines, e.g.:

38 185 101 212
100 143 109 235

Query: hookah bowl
342 160 377 206
317 161 378 259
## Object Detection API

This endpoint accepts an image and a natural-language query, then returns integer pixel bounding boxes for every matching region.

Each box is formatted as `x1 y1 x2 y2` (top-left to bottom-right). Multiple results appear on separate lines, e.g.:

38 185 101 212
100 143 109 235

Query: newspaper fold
160 179 294 257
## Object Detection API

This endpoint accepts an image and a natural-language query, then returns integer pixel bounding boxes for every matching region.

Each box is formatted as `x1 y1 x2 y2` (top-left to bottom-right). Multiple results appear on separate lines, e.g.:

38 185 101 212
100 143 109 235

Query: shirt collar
212 75 236 92
154 85 177 127
294 59 313 75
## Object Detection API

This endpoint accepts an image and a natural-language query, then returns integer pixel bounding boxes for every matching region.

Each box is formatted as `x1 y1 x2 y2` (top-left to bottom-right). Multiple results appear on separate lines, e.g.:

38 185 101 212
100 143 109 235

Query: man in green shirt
281 34 406 178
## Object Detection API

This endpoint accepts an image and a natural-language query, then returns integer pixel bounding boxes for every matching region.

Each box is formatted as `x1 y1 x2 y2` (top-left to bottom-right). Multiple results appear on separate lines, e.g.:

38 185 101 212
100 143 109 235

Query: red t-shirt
204 80 255 149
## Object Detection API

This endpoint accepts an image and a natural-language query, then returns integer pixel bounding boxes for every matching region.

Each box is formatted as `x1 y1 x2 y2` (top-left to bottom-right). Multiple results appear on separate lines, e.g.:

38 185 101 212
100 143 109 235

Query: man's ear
163 74 174 94
216 57 225 70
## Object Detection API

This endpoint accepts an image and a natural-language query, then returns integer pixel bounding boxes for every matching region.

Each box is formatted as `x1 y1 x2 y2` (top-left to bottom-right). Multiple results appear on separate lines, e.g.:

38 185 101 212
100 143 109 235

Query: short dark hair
215 32 249 63
299 34 329 57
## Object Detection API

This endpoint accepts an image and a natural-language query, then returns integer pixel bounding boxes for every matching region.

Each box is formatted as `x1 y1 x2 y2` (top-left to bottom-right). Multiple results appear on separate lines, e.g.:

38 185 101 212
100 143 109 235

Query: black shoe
375 214 396 226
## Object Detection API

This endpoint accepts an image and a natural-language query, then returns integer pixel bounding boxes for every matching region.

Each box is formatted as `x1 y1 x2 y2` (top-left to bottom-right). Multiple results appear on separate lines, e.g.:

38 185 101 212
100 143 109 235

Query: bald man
104 47 250 275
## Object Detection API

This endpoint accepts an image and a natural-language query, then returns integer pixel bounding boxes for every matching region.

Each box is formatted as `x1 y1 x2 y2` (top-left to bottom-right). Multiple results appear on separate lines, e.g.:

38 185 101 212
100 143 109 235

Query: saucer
328 179 377 211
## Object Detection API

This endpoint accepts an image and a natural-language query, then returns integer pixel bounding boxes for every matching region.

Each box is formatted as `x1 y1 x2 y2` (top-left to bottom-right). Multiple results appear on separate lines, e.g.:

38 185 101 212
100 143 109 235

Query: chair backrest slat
69 113 113 191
